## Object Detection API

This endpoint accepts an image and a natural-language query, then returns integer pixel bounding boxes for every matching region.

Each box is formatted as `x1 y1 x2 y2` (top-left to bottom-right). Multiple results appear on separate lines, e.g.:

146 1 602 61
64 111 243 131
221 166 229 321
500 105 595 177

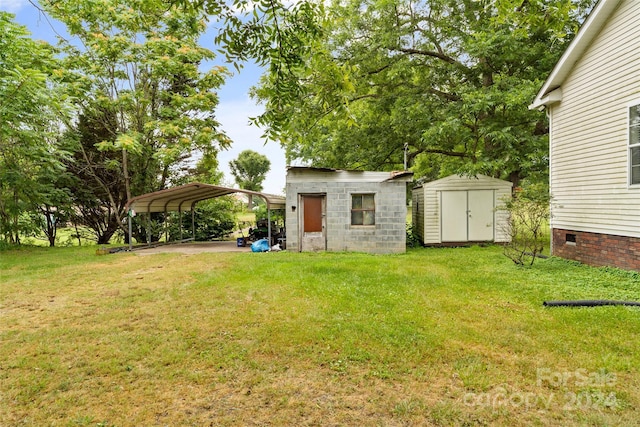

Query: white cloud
0 0 28 13
216 97 287 195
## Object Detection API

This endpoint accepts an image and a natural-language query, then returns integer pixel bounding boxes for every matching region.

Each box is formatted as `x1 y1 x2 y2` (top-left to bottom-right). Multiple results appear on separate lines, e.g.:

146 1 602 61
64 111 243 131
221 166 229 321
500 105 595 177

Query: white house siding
413 175 512 244
549 0 640 238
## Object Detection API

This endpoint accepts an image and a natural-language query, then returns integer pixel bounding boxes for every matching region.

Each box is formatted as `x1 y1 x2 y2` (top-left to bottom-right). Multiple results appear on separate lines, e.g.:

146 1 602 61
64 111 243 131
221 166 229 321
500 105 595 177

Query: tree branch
391 46 459 65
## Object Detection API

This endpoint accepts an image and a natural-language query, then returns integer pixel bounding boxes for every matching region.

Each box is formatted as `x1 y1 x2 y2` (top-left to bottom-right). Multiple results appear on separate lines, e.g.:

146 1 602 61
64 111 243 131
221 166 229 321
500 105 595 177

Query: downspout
547 106 553 257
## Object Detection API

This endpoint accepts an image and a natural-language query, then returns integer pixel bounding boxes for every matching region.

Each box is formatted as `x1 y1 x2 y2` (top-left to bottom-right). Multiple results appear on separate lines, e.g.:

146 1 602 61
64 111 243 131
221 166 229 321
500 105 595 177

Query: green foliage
181 0 324 119
0 12 72 245
502 181 551 266
253 201 285 225
252 0 596 187
60 107 127 244
166 197 239 241
229 150 271 192
40 0 231 243
405 223 421 248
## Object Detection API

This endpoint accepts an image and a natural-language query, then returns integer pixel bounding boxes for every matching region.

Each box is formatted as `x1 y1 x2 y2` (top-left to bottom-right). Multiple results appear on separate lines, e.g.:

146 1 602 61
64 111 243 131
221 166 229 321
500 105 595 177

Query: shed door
441 191 468 242
441 190 495 242
300 195 326 251
468 190 495 241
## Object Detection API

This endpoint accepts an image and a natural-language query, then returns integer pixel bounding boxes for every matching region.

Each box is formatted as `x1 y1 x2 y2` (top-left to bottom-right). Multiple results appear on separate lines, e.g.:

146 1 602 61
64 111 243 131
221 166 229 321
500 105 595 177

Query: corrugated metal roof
286 166 413 183
126 182 286 213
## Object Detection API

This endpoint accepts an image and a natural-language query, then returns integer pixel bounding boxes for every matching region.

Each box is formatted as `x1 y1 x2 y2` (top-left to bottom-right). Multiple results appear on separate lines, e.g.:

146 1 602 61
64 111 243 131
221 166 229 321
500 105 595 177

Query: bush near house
502 182 550 265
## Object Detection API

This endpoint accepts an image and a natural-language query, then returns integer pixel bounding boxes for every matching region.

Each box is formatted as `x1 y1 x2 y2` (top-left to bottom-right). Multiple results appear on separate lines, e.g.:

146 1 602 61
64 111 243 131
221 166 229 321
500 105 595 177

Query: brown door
300 195 326 251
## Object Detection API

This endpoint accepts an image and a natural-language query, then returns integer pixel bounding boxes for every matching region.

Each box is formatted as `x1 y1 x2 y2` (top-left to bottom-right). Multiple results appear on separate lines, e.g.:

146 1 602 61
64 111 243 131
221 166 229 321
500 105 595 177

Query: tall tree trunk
123 148 131 202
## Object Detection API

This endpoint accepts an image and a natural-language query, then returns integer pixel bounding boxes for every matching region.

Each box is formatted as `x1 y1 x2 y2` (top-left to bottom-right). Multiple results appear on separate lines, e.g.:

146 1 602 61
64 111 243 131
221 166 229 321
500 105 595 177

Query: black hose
543 300 640 307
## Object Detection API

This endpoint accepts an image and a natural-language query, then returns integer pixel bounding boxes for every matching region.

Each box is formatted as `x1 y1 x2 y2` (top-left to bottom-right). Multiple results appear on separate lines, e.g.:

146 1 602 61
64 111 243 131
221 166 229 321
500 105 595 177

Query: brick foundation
552 228 640 271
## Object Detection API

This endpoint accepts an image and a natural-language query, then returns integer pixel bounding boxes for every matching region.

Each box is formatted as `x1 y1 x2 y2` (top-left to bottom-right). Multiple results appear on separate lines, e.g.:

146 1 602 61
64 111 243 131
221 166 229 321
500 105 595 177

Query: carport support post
147 213 151 247
179 208 183 241
267 202 272 247
191 205 196 241
128 209 133 251
164 208 169 243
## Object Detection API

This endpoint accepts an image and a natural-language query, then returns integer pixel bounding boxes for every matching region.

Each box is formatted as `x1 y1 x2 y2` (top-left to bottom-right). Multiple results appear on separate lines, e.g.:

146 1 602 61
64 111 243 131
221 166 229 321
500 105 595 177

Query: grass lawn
2 245 639 426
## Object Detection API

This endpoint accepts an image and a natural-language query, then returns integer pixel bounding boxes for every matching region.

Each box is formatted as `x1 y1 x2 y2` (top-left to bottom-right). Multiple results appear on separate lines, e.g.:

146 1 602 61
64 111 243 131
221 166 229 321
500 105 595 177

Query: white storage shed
412 174 512 245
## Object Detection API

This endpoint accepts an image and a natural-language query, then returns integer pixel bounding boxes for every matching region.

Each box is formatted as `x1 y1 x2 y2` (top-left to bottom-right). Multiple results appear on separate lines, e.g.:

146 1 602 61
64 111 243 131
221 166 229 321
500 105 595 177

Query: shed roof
286 167 413 183
530 0 623 109
126 182 286 213
415 174 513 190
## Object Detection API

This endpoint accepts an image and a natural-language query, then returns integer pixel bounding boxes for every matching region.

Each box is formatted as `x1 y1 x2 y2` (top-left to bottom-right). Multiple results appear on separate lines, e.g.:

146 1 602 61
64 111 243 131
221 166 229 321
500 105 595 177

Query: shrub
501 182 550 266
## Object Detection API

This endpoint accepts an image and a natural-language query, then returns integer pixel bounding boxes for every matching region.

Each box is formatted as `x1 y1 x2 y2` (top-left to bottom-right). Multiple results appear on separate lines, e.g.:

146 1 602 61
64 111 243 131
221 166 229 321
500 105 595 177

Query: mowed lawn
2 245 640 426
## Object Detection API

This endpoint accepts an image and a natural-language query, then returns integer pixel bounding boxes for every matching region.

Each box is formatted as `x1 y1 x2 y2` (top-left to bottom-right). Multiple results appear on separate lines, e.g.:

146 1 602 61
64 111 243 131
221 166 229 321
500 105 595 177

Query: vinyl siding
550 0 640 238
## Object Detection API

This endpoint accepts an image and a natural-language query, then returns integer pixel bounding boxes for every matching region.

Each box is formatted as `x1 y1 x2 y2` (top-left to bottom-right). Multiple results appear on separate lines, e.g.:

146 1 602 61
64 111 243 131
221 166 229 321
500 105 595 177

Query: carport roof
126 182 286 213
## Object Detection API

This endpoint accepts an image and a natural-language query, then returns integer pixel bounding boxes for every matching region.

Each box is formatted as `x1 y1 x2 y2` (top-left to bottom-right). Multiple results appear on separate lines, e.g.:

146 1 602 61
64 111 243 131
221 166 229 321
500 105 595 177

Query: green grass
1 245 639 425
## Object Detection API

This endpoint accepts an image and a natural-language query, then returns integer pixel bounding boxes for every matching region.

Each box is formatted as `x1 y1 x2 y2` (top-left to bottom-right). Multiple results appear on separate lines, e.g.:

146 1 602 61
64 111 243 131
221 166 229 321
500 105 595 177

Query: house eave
530 0 623 110
529 88 563 111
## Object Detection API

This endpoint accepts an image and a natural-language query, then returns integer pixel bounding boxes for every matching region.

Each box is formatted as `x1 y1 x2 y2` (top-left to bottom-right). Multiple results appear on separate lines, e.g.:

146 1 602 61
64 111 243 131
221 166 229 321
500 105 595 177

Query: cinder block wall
286 180 407 254
552 228 640 271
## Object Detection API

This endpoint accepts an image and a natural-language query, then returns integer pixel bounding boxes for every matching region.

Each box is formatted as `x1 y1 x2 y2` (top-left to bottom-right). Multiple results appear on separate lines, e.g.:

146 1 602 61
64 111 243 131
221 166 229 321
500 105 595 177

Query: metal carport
125 182 286 251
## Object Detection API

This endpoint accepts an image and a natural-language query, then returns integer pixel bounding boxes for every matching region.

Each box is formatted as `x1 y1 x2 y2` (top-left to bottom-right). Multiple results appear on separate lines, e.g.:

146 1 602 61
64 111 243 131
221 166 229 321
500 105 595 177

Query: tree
40 0 231 243
0 12 71 245
229 150 271 208
60 106 128 244
252 0 597 187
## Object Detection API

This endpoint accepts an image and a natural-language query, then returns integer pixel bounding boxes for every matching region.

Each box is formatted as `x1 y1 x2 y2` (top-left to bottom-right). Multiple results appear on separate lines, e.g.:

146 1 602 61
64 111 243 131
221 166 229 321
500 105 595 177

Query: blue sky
2 0 288 195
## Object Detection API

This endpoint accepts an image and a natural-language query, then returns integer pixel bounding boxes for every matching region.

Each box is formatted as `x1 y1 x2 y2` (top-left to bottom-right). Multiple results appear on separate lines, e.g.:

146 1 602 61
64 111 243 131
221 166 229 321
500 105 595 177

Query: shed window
351 194 375 225
630 104 640 185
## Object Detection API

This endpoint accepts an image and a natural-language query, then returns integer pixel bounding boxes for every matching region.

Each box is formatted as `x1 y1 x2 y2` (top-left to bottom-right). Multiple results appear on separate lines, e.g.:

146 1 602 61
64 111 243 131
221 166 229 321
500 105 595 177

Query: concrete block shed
412 174 512 245
285 167 413 254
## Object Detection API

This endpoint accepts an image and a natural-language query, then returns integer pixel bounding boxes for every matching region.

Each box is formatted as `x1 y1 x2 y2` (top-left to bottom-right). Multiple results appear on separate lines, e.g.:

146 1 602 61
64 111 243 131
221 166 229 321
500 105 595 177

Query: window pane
363 211 375 225
631 105 640 127
352 195 362 209
351 211 363 225
632 165 640 185
632 146 640 167
362 194 375 210
631 125 640 146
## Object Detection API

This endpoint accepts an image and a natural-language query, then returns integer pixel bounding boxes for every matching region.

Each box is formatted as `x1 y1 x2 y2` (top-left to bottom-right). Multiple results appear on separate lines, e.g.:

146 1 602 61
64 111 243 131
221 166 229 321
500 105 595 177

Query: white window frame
628 100 640 187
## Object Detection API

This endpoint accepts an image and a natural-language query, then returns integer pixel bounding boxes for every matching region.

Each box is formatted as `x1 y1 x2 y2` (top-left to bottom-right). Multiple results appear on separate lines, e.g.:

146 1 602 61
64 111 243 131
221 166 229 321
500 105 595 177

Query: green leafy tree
252 0 596 187
229 150 271 208
41 0 231 243
0 13 71 245
61 106 128 244
174 0 323 110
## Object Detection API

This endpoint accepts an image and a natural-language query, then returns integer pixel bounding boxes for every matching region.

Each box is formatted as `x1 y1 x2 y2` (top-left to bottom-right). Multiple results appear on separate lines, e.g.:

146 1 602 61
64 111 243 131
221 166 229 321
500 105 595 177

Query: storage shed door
300 195 326 251
441 191 468 242
468 190 495 241
441 190 495 242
